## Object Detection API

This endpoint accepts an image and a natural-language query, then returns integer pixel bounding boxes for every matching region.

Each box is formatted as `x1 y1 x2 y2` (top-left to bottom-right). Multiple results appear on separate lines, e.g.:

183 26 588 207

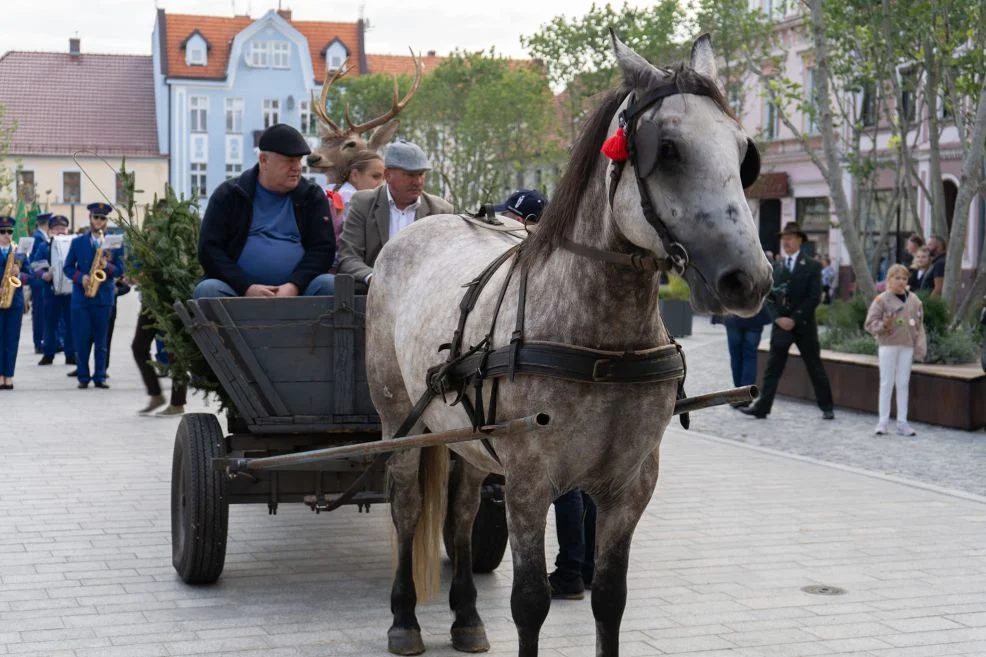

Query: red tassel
601 127 629 161
325 189 345 211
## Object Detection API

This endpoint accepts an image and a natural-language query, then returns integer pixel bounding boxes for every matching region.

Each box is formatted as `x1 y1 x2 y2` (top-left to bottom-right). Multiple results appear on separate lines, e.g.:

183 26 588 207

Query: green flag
12 199 27 242
27 200 40 233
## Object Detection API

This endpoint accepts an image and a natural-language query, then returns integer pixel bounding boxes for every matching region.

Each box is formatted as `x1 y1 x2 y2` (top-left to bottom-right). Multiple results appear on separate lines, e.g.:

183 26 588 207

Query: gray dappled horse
366 34 773 657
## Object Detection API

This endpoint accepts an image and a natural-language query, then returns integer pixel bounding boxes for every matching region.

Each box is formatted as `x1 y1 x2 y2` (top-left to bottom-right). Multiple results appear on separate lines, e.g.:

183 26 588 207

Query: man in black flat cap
195 123 335 298
740 222 835 420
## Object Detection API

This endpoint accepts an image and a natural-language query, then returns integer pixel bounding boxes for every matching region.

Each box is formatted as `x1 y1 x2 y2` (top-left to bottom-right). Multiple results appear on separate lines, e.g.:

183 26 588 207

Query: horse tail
412 445 448 601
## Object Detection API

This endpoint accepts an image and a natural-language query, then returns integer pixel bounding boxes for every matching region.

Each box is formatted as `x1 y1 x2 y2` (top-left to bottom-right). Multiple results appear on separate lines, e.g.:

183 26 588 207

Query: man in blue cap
195 123 336 298
0 215 29 389
33 214 75 366
62 202 124 388
495 189 548 226
28 212 52 353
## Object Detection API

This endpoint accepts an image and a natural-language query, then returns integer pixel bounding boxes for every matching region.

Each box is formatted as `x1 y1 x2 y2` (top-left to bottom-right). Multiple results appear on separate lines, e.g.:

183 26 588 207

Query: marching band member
62 203 123 389
0 216 29 389
28 212 51 354
33 215 75 366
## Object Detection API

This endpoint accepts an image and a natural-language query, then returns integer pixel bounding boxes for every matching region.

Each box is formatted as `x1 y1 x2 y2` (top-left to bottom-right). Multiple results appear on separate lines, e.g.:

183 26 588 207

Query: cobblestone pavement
675 317 986 498
2 294 985 656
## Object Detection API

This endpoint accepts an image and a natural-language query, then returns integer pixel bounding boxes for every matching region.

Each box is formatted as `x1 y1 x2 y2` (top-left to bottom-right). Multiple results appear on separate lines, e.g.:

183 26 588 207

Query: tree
324 51 561 209
0 103 16 215
522 1 688 143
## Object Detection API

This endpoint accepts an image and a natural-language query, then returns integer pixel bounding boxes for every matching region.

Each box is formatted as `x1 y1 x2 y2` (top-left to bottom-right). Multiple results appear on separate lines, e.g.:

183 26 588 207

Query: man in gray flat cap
195 123 335 298
337 140 452 287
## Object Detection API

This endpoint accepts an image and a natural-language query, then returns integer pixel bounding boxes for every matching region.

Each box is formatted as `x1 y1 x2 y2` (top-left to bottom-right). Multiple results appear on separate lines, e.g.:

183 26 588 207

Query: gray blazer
337 185 454 282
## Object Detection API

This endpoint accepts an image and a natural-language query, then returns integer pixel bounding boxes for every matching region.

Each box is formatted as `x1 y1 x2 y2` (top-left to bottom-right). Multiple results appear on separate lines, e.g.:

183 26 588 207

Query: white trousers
878 345 914 424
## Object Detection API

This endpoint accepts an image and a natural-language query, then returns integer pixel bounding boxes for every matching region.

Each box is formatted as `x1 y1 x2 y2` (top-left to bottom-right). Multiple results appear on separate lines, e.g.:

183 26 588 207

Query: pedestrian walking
740 222 835 420
0 215 29 389
865 264 926 436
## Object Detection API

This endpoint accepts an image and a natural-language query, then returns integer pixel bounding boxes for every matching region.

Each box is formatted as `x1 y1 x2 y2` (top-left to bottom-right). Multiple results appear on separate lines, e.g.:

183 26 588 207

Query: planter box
659 299 693 338
756 343 986 430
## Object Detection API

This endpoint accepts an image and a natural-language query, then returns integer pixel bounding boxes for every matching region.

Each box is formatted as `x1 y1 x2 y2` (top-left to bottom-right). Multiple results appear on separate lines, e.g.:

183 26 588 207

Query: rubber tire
171 413 229 585
443 466 508 574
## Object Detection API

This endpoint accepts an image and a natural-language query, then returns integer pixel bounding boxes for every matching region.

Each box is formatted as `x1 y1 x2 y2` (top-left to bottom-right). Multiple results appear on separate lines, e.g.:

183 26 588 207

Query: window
328 54 344 70
225 134 243 165
190 134 208 163
16 170 35 203
187 46 205 66
299 100 317 136
764 96 779 140
62 171 80 204
225 97 243 133
225 163 242 180
860 83 877 127
727 84 743 116
899 67 918 124
190 163 207 198
115 172 134 206
263 99 280 129
190 96 208 132
272 41 290 68
796 196 831 258
248 40 269 68
804 69 819 135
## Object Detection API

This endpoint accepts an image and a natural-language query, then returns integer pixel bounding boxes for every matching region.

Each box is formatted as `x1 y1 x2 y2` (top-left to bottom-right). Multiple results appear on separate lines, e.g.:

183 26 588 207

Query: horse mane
521 64 735 265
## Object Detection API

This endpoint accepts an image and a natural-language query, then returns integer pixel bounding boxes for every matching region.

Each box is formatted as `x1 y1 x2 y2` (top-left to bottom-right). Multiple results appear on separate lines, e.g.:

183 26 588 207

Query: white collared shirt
386 185 420 240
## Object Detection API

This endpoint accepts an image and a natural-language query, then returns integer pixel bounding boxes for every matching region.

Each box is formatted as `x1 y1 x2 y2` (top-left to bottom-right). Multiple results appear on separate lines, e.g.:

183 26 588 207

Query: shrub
659 274 691 301
925 330 981 365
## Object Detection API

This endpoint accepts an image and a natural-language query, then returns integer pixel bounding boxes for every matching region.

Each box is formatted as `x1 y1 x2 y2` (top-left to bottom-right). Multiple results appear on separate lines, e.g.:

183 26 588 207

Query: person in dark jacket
194 124 335 298
740 222 835 420
713 305 773 406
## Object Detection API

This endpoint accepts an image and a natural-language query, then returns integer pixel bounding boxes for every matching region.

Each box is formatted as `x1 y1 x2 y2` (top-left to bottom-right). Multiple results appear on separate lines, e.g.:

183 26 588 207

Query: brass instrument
0 244 22 310
83 230 107 299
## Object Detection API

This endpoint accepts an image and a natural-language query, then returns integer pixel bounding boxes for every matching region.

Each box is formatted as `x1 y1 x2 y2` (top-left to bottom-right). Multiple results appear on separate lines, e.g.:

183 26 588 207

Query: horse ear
690 33 719 85
368 119 401 151
610 29 665 90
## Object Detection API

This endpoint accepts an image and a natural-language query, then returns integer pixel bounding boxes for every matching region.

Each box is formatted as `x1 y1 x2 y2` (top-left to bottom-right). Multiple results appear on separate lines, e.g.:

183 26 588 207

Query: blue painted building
151 8 368 201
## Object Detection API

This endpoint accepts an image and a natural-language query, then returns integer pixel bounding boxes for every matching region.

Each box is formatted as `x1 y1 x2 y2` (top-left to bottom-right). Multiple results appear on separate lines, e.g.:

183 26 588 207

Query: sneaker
548 571 585 600
155 405 185 417
873 421 888 435
138 395 167 415
896 423 916 436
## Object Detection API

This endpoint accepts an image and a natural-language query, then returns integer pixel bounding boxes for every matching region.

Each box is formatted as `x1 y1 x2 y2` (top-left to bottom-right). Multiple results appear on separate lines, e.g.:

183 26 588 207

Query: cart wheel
444 466 508 573
171 413 229 585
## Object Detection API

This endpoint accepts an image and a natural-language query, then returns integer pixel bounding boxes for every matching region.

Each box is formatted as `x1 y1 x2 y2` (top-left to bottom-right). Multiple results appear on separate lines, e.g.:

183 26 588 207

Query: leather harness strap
560 238 672 273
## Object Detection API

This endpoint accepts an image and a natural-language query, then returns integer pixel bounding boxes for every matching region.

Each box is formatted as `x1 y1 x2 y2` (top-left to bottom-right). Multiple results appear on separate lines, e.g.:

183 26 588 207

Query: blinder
740 138 761 189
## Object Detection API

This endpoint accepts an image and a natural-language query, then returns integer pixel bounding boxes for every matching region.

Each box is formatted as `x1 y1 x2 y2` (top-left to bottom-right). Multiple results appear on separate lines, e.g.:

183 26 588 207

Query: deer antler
344 48 423 134
311 59 351 135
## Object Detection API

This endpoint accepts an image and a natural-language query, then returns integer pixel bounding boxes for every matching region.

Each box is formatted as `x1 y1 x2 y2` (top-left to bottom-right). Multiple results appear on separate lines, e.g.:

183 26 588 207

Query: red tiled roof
0 51 160 157
163 12 361 82
367 53 445 76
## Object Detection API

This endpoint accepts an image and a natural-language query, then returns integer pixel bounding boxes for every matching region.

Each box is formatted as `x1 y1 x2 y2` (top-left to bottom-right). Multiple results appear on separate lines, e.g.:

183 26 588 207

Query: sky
0 0 655 60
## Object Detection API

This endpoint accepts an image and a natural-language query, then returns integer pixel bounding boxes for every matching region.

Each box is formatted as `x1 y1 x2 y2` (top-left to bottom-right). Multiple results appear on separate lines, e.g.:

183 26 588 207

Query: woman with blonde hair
864 264 927 436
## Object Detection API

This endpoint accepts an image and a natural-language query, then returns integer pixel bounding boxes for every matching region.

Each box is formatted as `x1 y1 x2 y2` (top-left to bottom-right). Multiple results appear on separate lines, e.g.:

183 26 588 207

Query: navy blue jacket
62 234 124 307
198 165 335 295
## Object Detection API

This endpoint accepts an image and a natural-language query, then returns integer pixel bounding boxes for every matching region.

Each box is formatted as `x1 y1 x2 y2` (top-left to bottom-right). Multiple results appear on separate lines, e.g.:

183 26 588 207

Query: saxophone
0 244 22 310
83 230 107 299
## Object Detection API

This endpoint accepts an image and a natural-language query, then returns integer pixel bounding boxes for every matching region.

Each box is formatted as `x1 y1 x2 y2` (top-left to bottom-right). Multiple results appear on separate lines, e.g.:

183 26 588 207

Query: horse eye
659 140 679 161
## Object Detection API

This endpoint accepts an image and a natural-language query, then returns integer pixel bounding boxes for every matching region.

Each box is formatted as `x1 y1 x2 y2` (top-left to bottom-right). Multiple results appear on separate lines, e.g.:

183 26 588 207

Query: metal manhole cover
801 585 846 596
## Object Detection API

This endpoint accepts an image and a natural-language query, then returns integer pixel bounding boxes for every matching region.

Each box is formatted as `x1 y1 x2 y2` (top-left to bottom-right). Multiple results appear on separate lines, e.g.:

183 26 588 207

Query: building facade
740 1 984 290
0 45 168 228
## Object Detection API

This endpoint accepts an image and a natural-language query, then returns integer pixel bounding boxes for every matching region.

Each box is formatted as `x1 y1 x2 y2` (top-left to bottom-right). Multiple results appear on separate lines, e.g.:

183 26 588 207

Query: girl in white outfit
864 264 927 436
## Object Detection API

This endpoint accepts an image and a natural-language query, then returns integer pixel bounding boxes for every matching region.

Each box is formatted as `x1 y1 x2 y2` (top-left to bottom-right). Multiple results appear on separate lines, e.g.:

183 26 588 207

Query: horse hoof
451 626 490 653
388 627 425 655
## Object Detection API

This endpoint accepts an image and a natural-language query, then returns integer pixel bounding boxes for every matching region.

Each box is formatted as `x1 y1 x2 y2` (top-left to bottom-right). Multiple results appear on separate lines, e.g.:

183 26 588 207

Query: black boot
38 356 54 365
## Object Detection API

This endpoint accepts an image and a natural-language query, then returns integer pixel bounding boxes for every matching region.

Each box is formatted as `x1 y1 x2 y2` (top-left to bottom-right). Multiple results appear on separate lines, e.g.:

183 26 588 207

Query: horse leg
388 447 426 656
591 449 661 657
505 481 553 657
447 458 490 652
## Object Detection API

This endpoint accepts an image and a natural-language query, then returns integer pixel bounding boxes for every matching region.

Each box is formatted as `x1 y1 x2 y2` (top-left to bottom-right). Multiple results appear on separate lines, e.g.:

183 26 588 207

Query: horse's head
306 54 422 183
607 34 772 317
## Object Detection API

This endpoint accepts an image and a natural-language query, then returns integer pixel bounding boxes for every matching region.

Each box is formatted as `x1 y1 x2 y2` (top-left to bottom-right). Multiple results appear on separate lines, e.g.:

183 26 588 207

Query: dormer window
182 31 210 67
321 39 349 72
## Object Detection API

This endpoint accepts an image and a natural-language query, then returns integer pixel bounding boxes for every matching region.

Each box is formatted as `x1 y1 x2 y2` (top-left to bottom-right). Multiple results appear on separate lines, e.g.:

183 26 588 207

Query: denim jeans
725 326 763 388
193 274 336 298
552 489 596 587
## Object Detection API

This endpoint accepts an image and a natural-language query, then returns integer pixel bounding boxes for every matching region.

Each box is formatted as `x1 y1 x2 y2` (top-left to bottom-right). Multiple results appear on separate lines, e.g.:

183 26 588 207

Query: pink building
740 3 984 293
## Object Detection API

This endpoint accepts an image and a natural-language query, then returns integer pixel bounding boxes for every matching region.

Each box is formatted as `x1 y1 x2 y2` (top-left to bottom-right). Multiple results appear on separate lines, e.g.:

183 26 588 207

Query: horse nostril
717 269 751 297
307 155 321 165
